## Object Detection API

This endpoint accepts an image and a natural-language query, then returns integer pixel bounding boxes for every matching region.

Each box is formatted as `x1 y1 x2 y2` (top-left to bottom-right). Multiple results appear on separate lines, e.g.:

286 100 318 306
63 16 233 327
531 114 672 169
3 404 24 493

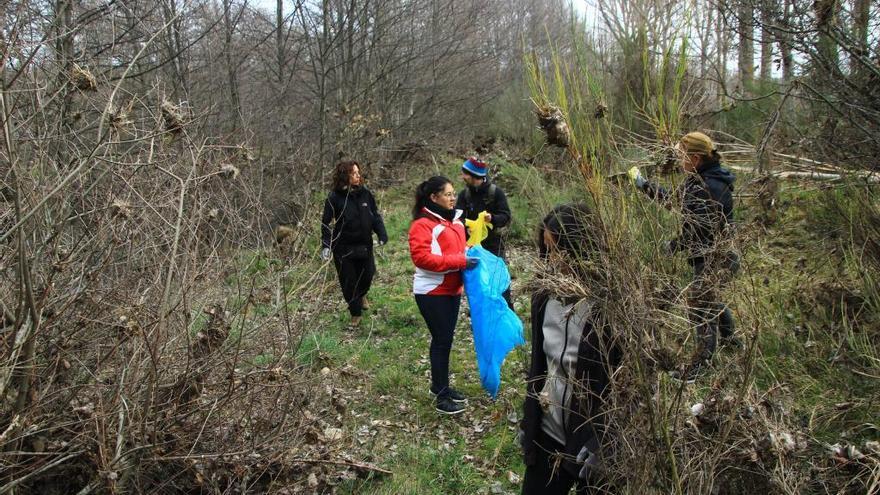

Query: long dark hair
412 176 452 219
538 203 595 261
331 160 359 191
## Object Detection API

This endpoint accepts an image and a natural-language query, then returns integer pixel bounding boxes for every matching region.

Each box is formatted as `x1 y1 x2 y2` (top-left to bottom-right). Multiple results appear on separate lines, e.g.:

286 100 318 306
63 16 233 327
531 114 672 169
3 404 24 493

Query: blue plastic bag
462 246 525 398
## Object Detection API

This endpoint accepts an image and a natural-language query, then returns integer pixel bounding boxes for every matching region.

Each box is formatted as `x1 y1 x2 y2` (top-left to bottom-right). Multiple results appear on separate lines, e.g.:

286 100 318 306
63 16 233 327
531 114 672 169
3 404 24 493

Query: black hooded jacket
520 292 621 477
455 180 511 256
321 186 388 252
641 162 735 264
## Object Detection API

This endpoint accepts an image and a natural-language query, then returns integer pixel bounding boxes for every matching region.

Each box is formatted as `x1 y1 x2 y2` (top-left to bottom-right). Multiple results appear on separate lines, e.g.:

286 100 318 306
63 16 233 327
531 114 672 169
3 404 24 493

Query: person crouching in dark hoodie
320 160 388 328
628 131 740 383
520 203 621 495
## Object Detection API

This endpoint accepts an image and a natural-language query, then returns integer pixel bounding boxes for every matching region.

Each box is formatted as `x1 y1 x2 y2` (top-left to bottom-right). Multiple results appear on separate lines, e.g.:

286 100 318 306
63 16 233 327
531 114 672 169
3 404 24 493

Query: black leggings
415 294 461 396
333 252 375 317
522 430 593 495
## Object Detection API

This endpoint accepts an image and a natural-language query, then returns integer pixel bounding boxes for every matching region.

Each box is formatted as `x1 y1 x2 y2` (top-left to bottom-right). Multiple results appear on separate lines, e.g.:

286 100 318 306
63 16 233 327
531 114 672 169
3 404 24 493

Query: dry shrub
534 105 570 148
0 82 336 493
521 168 880 493
70 63 97 91
161 100 184 134
108 100 134 130
750 174 780 226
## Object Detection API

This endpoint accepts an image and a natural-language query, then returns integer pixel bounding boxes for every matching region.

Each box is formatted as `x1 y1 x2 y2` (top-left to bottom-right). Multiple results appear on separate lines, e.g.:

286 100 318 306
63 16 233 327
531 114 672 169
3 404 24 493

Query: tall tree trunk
54 0 74 126
276 0 284 85
223 0 242 133
716 0 728 104
697 0 710 80
779 0 794 81
160 0 189 100
759 0 772 81
851 0 869 77
814 0 840 73
737 0 754 90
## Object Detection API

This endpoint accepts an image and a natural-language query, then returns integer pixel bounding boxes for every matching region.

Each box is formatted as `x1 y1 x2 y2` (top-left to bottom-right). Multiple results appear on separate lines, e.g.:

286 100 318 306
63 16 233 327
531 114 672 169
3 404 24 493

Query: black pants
689 255 738 362
486 242 515 310
332 251 375 317
522 431 593 495
415 294 461 396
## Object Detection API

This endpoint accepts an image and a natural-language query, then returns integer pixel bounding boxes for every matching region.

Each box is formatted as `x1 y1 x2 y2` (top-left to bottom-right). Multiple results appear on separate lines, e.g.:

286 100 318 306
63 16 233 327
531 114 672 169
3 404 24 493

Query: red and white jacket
408 207 468 295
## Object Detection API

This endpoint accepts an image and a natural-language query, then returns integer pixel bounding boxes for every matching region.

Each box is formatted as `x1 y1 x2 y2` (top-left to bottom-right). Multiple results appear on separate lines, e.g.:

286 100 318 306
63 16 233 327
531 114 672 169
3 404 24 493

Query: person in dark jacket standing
456 156 514 306
409 176 479 415
628 131 740 382
321 160 388 328
521 204 620 495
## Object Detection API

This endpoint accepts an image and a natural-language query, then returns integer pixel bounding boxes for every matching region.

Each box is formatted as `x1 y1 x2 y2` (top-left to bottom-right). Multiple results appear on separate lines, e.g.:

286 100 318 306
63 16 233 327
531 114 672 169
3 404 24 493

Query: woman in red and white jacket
408 176 478 415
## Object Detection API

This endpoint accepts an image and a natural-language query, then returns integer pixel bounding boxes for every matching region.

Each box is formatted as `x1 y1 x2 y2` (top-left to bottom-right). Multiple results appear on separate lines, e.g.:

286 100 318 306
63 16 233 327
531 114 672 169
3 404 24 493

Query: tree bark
737 0 754 90
814 0 840 73
223 0 242 133
277 0 284 85
759 0 773 81
779 0 794 81
53 0 74 126
851 0 870 77
717 0 729 103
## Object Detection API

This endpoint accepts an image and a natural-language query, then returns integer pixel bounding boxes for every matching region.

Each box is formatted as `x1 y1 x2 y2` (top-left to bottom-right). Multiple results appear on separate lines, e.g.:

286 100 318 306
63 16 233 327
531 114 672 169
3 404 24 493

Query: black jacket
521 292 621 477
641 162 735 264
455 180 511 256
321 186 387 252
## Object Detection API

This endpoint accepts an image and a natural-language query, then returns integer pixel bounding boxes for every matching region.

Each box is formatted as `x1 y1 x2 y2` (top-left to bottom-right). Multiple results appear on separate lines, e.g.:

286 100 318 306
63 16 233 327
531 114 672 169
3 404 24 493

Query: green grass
734 182 880 445
337 443 494 494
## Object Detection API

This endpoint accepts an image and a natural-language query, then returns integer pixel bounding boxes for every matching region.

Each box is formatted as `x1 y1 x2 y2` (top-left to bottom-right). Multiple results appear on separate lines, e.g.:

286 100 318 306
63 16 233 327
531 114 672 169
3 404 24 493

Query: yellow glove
627 166 646 188
465 210 494 247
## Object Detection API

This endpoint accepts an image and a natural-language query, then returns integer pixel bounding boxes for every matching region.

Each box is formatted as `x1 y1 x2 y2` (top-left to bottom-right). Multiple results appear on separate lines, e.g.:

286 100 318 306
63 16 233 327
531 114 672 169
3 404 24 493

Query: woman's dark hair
331 160 360 191
538 203 595 261
412 176 452 219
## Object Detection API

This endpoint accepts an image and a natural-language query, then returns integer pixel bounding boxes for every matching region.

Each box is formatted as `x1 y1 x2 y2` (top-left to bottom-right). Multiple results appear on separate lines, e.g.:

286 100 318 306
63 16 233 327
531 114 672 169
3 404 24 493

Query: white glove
320 247 331 261
627 166 647 189
576 439 602 481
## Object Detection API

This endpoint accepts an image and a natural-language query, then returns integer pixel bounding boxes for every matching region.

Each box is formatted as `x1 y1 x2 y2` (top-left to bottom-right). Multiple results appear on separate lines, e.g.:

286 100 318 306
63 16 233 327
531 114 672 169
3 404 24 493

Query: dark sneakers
430 387 468 415
670 362 706 385
429 387 467 403
720 334 744 349
435 396 467 415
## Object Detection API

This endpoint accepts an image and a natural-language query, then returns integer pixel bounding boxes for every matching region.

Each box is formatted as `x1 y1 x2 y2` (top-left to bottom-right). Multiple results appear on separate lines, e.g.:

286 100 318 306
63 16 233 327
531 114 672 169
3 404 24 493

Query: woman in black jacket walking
628 131 740 382
521 204 620 495
320 160 388 327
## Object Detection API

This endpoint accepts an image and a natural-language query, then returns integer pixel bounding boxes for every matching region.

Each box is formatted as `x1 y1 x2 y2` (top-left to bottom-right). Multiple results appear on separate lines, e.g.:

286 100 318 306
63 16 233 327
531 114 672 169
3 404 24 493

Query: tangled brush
534 105 570 148
70 64 97 91
161 100 184 134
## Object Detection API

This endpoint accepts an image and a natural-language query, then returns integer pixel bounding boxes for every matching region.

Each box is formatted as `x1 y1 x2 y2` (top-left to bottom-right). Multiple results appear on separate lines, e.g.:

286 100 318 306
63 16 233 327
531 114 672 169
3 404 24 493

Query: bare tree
778 0 795 81
759 0 774 80
737 0 755 88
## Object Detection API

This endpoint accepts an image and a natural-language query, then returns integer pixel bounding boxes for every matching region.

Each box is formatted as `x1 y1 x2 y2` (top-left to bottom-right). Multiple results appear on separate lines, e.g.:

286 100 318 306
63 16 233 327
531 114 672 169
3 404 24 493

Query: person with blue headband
457 156 514 308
